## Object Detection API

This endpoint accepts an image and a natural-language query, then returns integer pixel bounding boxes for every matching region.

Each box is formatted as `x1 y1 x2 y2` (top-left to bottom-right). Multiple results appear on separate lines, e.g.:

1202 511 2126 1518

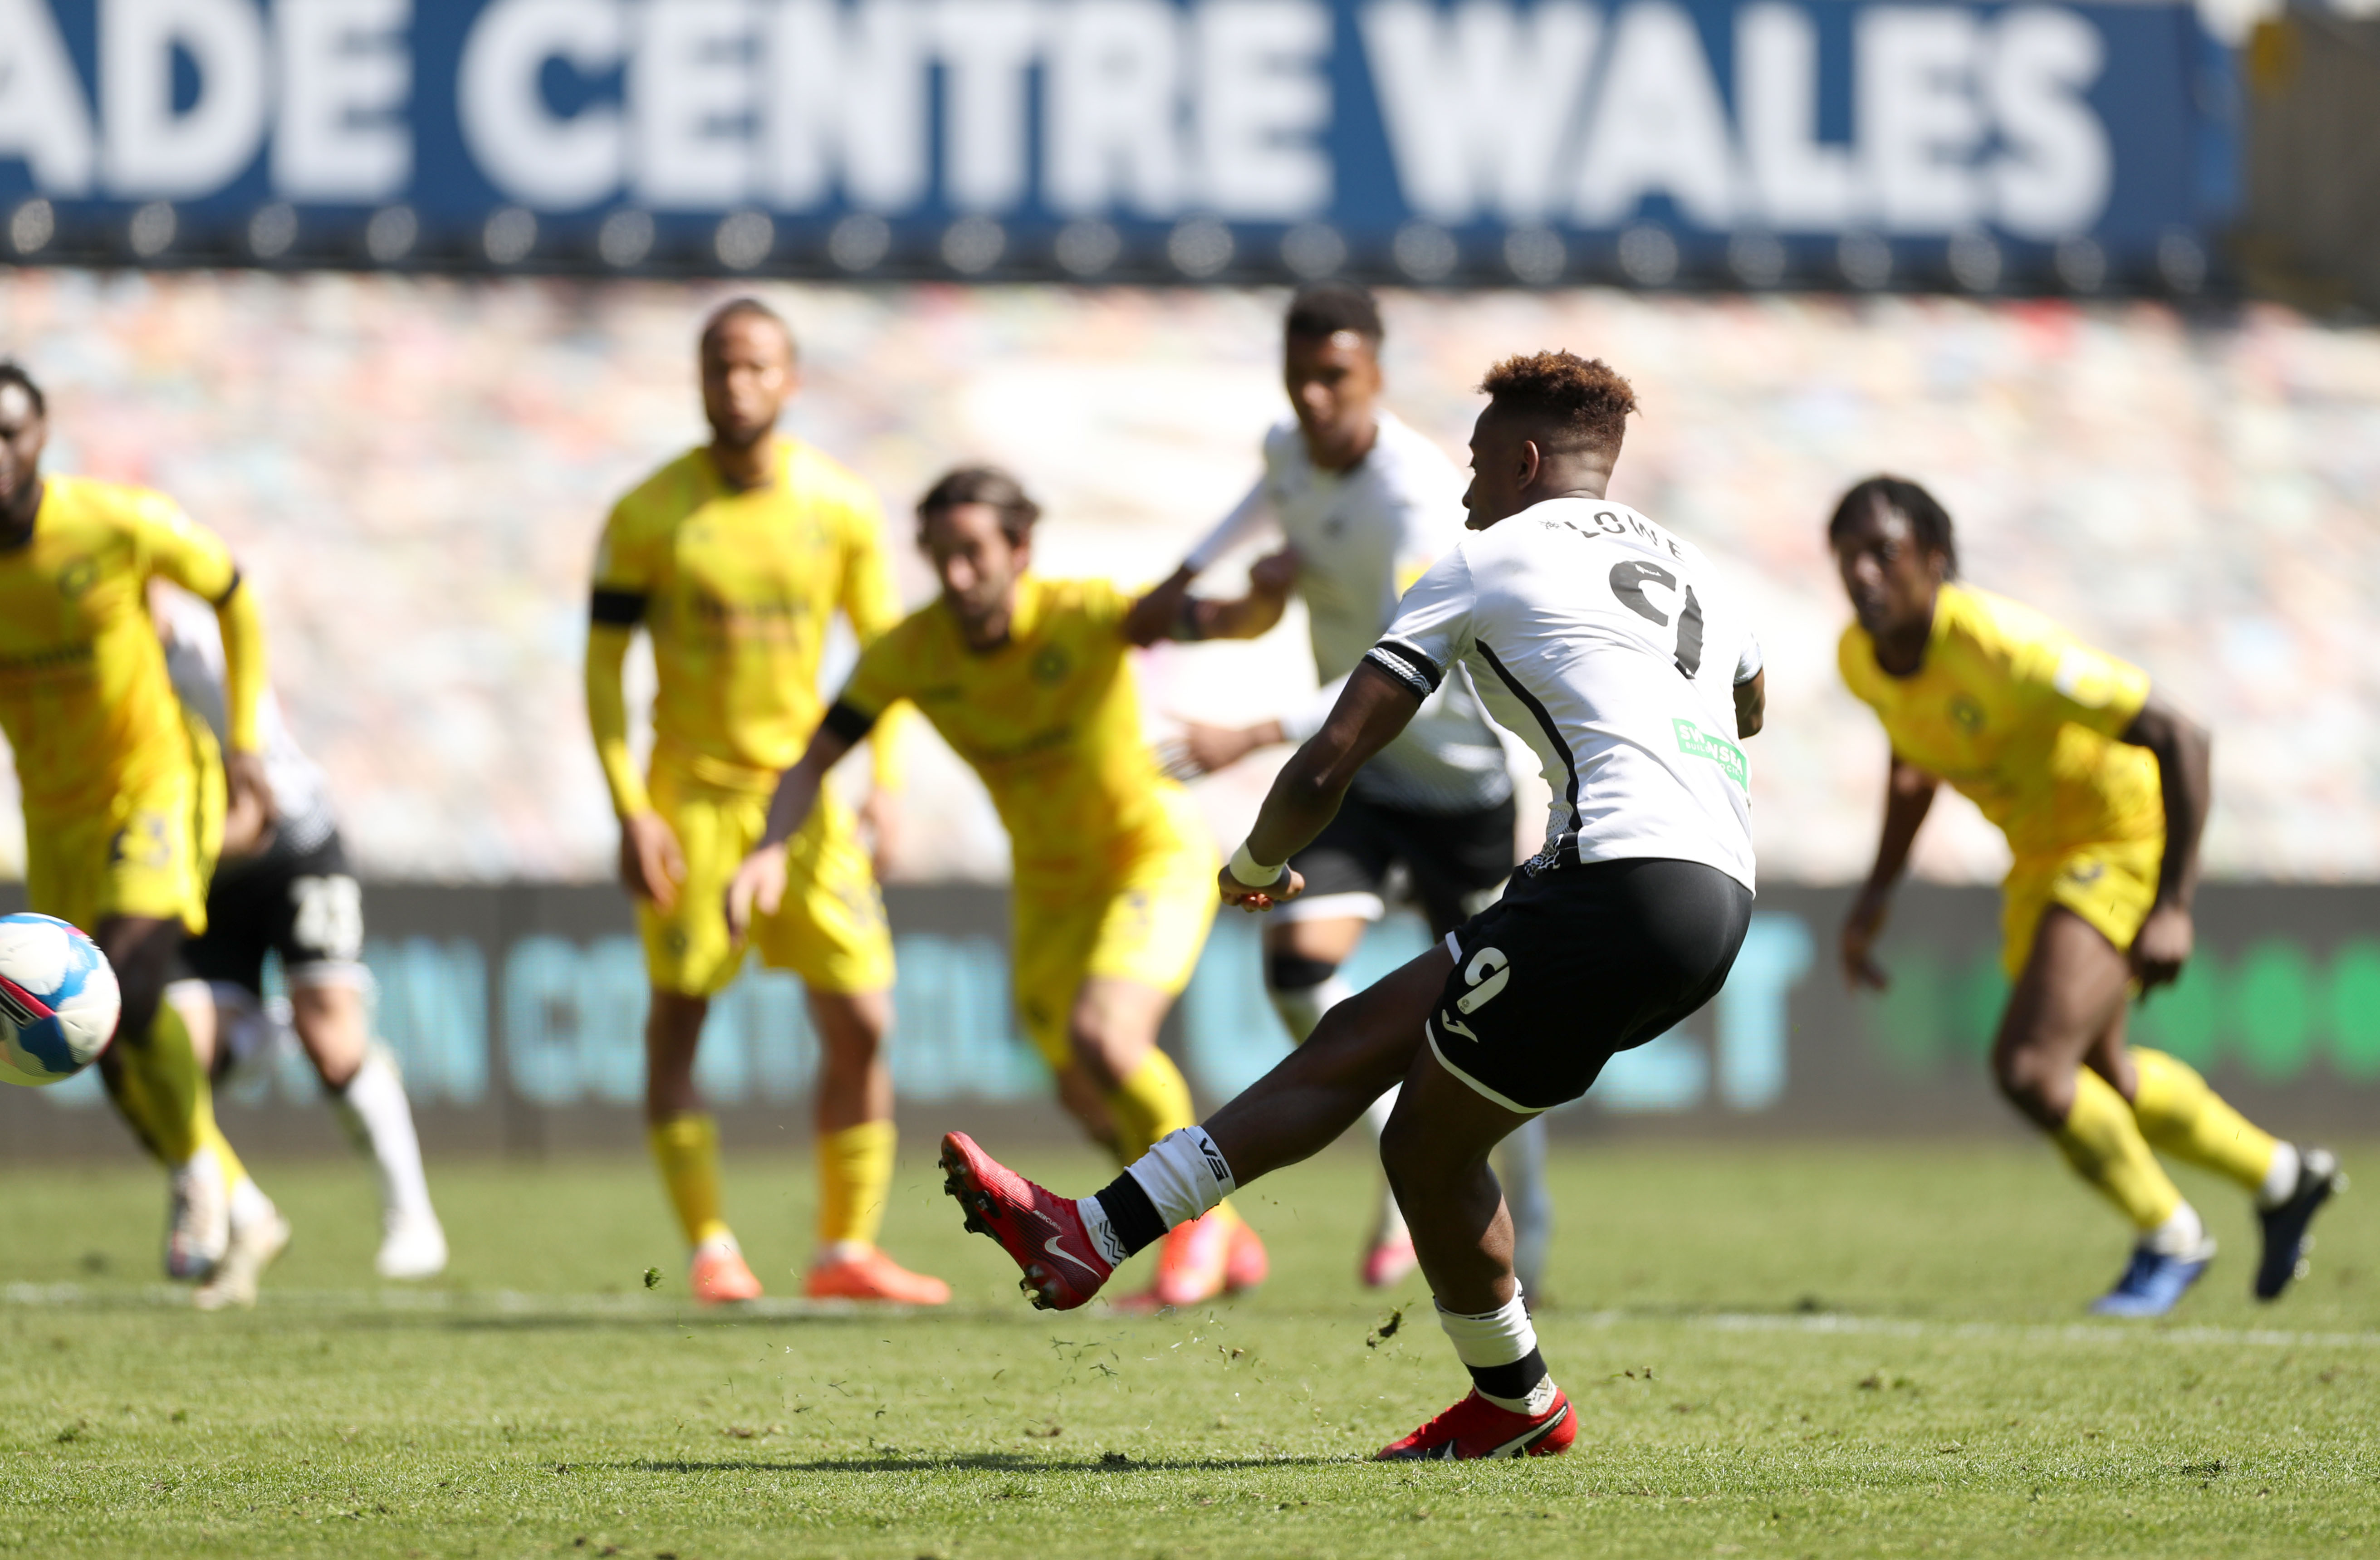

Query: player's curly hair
1479 351 1635 455
917 465 1042 545
1285 282 1382 344
0 360 44 417
1827 476 1959 577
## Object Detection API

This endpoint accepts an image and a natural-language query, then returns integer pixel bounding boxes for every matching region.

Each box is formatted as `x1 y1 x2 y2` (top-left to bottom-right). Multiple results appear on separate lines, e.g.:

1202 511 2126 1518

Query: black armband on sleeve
590 588 647 627
821 699 880 744
211 569 243 608
1364 638 1442 697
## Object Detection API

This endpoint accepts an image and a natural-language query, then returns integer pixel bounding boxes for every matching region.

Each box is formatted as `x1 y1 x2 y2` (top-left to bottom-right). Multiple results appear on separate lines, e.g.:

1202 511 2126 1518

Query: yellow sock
110 999 211 1166
2129 1047 2279 1195
648 1114 732 1248
201 1118 253 1193
1106 1048 1197 1164
817 1120 896 1251
2052 1067 2183 1233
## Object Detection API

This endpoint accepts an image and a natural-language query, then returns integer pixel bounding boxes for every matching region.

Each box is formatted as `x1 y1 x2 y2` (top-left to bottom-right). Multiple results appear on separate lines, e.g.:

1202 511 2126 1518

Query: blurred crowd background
0 270 2372 889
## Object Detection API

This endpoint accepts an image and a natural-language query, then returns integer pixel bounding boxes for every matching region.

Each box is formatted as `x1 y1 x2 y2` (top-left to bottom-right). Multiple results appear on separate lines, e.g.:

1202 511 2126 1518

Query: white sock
2145 1200 2208 1258
227 1174 276 1233
2258 1142 2302 1210
1269 973 1355 1043
1436 1291 1558 1416
1076 1196 1127 1267
334 1048 437 1224
1124 1126 1236 1228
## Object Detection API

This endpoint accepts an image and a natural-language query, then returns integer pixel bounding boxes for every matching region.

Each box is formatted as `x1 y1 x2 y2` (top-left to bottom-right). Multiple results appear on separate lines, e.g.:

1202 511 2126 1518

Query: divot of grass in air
2 1141 2376 1557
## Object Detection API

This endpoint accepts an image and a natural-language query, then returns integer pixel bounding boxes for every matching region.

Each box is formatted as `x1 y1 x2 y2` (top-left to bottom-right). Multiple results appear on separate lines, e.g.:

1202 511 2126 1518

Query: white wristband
1227 841 1287 890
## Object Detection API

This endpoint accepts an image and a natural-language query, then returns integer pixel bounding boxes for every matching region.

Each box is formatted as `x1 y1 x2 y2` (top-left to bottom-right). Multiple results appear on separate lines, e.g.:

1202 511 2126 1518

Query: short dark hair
1285 283 1382 345
1827 476 1959 577
1478 351 1636 456
917 465 1041 545
700 297 795 358
0 361 45 417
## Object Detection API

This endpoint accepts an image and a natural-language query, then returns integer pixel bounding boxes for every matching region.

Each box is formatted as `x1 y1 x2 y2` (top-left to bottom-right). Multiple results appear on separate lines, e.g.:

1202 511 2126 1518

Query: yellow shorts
637 769 893 999
24 713 223 939
2000 836 2162 982
1011 795 1219 1072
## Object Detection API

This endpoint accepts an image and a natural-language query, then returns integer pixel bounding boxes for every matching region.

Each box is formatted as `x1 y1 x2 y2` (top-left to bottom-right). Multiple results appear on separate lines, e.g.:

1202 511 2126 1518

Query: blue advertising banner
0 0 2224 289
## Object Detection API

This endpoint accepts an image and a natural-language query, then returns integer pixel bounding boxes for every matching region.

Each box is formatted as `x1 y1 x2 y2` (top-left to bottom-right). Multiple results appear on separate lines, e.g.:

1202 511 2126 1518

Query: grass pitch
4 1137 2376 1558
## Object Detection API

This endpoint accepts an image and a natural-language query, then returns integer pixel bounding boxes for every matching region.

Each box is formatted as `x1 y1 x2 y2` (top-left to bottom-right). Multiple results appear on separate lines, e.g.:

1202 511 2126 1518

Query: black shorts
184 829 365 996
1425 856 1752 1113
1290 791 1518 939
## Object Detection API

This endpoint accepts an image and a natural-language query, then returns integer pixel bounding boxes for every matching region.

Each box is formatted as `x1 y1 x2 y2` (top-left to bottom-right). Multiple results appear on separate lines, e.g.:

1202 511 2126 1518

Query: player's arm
835 496 912 873
725 707 864 941
142 498 275 826
1222 547 1472 906
1840 753 1939 990
1734 671 1766 738
1221 660 1423 911
2117 694 2211 990
1120 480 1295 648
1734 629 1767 738
585 558 683 909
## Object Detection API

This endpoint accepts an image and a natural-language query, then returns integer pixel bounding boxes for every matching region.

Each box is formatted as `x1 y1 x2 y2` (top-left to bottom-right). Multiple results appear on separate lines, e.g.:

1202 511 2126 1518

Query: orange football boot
689 1240 764 1304
805 1247 953 1305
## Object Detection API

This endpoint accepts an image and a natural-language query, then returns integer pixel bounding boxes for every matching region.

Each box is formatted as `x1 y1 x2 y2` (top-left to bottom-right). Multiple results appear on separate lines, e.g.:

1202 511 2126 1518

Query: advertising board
5 880 2372 1159
0 0 2226 288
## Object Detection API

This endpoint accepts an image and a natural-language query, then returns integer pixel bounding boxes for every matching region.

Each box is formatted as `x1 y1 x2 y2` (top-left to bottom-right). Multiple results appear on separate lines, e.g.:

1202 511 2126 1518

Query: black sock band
1466 1347 1548 1405
1091 1172 1168 1259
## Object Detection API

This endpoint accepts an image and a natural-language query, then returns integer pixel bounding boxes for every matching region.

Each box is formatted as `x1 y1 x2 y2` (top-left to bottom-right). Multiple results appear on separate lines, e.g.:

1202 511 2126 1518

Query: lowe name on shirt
0 0 2200 243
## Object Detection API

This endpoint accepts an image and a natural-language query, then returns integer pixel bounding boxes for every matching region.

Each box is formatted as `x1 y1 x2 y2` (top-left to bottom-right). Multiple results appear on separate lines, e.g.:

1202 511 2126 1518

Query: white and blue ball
0 913 122 1087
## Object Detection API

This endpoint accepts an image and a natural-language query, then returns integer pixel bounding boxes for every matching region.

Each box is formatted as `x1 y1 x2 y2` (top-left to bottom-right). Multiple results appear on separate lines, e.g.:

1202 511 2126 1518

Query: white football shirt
1365 496 1760 890
1189 412 1512 812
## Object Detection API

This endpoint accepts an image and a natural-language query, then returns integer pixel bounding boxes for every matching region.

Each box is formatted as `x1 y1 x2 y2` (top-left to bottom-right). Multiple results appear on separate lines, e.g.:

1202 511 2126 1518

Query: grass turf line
3 1141 2374 1558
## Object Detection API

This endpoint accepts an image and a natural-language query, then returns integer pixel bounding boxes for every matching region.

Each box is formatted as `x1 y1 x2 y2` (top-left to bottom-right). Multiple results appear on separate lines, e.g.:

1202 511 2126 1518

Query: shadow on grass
602 1453 1357 1475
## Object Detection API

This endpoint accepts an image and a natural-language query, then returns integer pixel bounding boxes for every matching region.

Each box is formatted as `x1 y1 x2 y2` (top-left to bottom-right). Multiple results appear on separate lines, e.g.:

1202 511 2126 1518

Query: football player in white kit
1127 284 1552 1295
156 591 449 1281
942 351 1764 1460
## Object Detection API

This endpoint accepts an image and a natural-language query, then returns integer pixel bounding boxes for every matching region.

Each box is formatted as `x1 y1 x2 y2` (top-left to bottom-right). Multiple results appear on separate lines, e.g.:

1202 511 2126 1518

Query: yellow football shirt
589 438 904 806
1837 582 2162 861
831 574 1186 887
0 475 241 821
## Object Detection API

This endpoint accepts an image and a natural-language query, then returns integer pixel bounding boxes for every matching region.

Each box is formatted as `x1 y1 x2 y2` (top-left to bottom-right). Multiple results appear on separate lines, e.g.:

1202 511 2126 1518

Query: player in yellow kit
0 361 288 1309
586 301 945 1306
726 467 1268 1308
1831 476 2341 1317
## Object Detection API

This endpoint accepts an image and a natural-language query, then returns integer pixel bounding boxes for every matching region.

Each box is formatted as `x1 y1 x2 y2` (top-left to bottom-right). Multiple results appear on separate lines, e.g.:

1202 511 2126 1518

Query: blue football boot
2255 1146 2345 1301
2090 1240 2215 1318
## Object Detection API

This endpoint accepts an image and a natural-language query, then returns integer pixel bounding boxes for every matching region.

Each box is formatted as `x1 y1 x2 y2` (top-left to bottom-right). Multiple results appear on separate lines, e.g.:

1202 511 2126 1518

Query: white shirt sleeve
1734 628 1764 686
1364 548 1476 699
1185 476 1276 573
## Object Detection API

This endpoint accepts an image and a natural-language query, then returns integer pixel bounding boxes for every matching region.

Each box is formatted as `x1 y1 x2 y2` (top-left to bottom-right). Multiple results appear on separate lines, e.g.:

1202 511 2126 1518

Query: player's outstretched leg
2123 1047 2345 1301
948 946 1572 1458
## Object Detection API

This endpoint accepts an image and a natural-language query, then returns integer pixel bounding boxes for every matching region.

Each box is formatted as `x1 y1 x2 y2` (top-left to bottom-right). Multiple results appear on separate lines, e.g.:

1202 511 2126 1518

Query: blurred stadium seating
0 272 2372 887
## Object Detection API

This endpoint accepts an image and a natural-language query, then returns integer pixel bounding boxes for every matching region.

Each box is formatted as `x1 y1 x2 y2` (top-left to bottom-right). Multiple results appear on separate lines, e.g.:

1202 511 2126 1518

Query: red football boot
1376 1388 1576 1461
940 1132 1113 1311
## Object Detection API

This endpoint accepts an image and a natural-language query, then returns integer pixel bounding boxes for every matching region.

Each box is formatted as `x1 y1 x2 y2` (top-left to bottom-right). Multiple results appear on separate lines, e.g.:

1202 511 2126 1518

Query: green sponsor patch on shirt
1674 718 1748 788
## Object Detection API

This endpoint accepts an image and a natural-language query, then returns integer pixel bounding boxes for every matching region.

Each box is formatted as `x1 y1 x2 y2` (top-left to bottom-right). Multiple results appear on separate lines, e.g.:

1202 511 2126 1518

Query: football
0 913 122 1087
